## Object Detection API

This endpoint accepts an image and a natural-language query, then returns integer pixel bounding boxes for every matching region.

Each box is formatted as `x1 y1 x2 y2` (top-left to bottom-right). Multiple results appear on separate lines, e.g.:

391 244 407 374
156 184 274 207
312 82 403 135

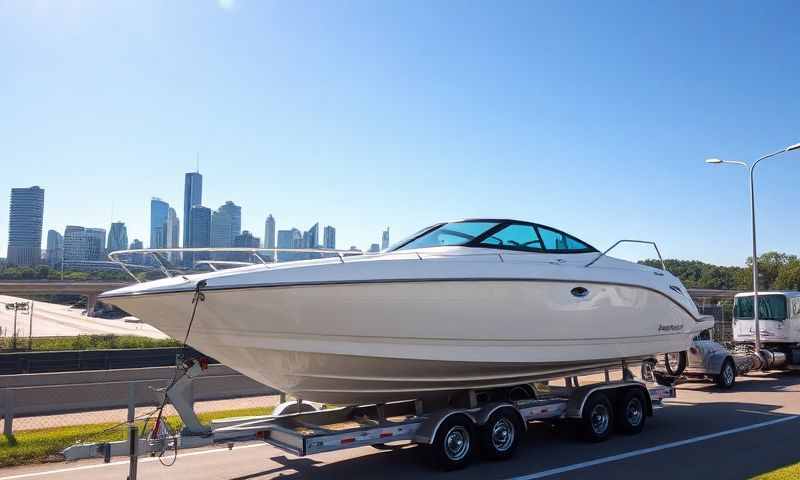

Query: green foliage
0 335 181 351
0 265 132 281
639 251 800 291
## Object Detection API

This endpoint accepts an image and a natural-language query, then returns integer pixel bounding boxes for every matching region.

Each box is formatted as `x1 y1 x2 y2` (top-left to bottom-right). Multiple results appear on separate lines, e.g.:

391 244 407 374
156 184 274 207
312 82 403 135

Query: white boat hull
106 278 712 404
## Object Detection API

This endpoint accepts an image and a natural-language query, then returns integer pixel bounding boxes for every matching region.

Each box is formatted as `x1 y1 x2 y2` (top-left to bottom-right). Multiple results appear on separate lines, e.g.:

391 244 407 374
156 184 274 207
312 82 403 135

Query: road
2 371 800 480
0 295 166 338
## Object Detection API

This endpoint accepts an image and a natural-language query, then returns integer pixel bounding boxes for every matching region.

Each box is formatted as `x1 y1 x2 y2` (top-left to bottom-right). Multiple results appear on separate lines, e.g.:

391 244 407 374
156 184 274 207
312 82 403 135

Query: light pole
706 142 800 351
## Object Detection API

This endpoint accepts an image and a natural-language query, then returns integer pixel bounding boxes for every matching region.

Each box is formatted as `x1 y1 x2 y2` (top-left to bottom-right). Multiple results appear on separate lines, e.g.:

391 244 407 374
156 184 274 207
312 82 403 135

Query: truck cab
733 291 800 346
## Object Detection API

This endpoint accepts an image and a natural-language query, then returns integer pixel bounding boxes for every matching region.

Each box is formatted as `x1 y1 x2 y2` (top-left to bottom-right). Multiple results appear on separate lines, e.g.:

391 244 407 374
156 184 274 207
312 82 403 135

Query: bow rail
108 247 362 283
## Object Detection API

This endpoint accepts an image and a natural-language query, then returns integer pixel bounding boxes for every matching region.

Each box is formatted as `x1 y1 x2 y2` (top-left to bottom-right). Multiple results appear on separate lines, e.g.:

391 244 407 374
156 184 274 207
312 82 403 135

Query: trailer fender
473 403 527 431
414 410 477 445
565 382 652 419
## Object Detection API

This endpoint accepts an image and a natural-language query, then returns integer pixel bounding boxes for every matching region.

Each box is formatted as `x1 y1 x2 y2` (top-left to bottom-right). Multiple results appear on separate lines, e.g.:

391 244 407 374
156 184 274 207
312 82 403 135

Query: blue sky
2 0 800 264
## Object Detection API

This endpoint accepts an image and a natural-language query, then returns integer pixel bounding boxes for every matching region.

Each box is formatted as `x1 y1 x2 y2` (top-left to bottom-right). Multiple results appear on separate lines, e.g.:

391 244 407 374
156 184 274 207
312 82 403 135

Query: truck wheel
427 415 475 470
479 408 523 460
715 359 736 389
615 389 647 435
580 392 614 442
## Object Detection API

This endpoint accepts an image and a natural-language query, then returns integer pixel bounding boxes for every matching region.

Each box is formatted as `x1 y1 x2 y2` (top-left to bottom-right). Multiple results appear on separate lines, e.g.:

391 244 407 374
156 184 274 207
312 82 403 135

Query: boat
99 219 713 404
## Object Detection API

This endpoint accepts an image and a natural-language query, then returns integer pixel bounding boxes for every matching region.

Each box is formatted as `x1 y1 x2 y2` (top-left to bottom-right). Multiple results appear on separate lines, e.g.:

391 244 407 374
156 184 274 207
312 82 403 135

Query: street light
705 142 800 352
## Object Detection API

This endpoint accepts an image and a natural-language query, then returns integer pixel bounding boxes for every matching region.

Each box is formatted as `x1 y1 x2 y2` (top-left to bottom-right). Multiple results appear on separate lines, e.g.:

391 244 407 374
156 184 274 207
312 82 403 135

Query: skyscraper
368 243 380 253
381 227 390 251
166 208 180 249
264 214 276 249
303 223 319 249
7 186 45 266
46 230 63 267
323 225 336 249
107 222 128 253
277 228 302 261
129 238 144 265
149 198 169 249
166 207 180 263
187 205 212 265
218 201 241 237
183 171 203 248
63 226 106 261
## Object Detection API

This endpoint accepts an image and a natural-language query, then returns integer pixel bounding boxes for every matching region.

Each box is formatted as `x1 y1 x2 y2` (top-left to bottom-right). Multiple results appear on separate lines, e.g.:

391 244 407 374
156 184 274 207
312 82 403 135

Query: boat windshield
733 294 787 321
394 222 499 250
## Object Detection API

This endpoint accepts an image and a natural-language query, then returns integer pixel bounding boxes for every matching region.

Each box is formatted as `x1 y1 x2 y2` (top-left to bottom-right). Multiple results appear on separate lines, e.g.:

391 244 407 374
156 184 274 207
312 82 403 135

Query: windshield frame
389 219 598 254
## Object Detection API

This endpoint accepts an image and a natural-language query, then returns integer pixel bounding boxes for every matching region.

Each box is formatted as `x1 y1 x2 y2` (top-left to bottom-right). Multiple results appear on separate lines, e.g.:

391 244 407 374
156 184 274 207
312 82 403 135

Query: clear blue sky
2 0 800 265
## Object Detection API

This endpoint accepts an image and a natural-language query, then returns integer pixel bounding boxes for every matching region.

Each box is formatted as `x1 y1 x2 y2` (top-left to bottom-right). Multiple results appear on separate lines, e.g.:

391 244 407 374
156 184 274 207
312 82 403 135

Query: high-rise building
149 198 169 249
303 223 319 249
166 207 180 263
277 228 302 261
46 230 63 267
381 227 390 251
107 222 128 253
63 226 106 261
211 201 242 248
234 230 260 248
323 226 336 249
7 186 45 266
166 208 180 248
264 214 276 249
187 205 212 265
368 243 380 253
218 201 241 237
183 171 203 248
129 238 144 265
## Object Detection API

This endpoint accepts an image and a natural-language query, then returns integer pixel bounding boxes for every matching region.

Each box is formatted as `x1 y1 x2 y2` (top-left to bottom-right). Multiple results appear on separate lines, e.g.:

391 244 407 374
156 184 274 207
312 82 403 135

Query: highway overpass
0 281 131 316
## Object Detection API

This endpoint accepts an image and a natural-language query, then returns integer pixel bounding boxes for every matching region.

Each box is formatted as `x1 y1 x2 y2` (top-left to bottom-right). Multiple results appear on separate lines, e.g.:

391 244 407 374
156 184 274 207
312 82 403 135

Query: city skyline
2 171 392 267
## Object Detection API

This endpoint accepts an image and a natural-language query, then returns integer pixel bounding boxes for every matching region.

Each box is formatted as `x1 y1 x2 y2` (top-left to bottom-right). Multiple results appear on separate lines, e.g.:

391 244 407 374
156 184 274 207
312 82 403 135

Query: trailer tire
715 359 736 389
664 351 687 377
426 414 475 471
478 408 523 460
580 392 614 442
615 389 647 435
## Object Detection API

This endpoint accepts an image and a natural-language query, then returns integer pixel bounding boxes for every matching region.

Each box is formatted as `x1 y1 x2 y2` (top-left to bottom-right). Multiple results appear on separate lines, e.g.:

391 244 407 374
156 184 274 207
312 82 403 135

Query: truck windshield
733 295 787 321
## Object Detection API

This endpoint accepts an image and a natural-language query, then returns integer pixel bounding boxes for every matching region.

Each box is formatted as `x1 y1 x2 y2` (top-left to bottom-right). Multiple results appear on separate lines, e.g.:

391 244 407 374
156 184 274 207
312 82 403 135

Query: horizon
3 1 800 265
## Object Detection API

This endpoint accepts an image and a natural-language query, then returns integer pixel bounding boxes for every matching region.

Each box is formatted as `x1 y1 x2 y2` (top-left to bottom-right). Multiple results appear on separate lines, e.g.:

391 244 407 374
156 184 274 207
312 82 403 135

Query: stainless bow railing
584 239 666 271
107 247 363 283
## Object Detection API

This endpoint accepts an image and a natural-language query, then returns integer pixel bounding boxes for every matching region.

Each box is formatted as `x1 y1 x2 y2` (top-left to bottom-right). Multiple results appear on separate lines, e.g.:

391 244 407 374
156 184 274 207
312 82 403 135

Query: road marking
505 415 798 480
0 443 268 480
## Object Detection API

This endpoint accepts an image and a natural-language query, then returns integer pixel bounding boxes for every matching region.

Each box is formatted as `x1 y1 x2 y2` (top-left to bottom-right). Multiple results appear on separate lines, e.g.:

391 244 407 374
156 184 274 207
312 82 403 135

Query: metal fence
697 303 732 343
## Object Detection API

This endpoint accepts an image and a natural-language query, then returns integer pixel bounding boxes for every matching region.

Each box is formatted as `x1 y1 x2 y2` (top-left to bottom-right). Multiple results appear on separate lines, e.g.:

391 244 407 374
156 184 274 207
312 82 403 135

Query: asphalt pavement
2 371 800 480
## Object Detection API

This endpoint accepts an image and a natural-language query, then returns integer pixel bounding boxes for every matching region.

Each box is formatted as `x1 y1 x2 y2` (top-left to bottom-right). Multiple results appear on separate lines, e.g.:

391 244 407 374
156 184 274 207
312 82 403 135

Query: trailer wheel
479 408 523 460
427 415 475 470
615 389 647 435
580 393 614 442
715 359 736 389
664 351 687 376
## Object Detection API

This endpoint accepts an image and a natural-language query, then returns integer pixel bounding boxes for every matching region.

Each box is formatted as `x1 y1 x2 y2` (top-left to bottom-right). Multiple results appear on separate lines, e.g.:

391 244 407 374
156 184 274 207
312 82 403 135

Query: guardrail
0 364 278 437
0 347 214 375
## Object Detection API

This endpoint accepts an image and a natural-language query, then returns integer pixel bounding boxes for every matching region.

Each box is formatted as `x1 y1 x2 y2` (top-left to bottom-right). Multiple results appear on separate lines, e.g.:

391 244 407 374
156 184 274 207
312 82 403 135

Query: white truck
732 291 800 370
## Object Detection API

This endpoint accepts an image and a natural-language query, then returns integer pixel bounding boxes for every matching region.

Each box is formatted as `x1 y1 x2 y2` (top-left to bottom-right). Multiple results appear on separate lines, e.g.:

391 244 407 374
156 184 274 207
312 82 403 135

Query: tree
773 260 800 291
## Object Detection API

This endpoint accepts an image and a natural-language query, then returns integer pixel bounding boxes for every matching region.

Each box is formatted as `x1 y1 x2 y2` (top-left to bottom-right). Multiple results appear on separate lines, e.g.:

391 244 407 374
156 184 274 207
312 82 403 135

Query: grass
0 335 182 352
752 463 800 479
0 406 274 468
